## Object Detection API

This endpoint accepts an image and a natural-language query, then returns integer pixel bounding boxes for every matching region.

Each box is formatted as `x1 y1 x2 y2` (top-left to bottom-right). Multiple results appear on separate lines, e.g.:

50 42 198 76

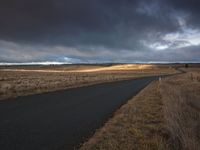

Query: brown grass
80 81 169 150
80 68 200 150
0 64 177 100
160 69 200 150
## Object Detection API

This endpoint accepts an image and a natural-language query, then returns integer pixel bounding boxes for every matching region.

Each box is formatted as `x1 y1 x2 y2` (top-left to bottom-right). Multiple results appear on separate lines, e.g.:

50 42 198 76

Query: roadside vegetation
160 69 200 149
80 68 200 150
0 64 177 100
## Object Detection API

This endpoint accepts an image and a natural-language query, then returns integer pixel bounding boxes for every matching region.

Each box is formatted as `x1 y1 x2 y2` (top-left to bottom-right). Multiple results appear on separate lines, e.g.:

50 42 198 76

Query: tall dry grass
80 81 169 150
0 65 177 100
160 71 200 150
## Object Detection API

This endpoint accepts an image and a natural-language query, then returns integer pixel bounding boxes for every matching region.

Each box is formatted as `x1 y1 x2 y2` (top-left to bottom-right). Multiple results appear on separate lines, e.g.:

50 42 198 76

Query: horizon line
0 61 200 66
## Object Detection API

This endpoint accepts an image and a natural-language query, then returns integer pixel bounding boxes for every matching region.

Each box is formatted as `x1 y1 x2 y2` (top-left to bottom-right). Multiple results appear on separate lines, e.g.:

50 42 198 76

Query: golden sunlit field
0 64 177 100
80 67 200 150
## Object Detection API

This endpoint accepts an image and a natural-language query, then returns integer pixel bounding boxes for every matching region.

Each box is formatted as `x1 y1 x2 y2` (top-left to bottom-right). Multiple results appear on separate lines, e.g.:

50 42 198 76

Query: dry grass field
160 69 200 150
80 68 200 150
0 64 177 100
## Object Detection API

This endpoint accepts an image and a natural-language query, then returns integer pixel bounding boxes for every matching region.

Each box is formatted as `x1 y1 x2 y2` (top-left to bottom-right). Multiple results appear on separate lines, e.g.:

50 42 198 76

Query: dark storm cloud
162 0 200 28
0 0 178 47
0 0 199 63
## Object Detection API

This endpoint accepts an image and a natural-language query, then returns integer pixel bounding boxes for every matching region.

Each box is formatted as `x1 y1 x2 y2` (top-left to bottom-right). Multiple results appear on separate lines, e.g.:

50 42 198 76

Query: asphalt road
0 76 159 150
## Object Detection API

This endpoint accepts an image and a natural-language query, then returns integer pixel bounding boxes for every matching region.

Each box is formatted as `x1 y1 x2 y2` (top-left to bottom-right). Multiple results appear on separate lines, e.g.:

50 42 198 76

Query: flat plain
0 64 177 100
0 64 199 150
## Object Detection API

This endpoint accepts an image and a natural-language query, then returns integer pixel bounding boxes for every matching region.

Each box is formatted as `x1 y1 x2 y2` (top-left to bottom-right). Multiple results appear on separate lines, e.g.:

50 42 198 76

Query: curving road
0 76 160 150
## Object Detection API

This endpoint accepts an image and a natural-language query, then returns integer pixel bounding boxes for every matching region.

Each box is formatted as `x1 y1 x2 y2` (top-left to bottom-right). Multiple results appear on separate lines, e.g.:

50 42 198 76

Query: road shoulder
80 81 169 150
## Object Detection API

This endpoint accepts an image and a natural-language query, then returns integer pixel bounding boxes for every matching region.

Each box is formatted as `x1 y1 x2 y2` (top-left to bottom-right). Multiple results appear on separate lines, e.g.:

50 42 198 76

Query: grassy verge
80 69 200 150
160 70 200 149
80 81 169 150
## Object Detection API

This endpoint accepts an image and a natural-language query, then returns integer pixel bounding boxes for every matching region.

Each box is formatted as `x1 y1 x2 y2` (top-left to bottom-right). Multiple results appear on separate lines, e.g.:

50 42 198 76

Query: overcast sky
0 0 200 63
